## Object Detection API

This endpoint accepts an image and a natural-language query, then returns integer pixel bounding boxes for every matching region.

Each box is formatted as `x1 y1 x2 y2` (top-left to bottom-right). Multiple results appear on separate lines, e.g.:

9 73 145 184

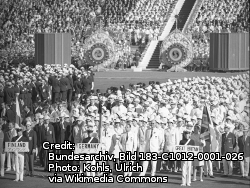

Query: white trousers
3 152 15 170
181 161 192 185
223 159 233 175
140 160 157 176
240 156 249 177
124 161 134 176
204 160 213 176
0 153 5 176
15 152 25 181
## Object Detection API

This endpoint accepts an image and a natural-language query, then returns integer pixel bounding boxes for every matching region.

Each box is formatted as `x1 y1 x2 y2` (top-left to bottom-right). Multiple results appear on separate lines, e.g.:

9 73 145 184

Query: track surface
1 166 249 188
94 70 247 92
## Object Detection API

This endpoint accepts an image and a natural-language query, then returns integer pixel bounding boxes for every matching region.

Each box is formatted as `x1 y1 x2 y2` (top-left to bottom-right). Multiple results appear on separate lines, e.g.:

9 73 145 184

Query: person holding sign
179 129 195 186
82 122 99 177
191 125 205 182
3 121 16 172
12 126 29 182
24 121 37 177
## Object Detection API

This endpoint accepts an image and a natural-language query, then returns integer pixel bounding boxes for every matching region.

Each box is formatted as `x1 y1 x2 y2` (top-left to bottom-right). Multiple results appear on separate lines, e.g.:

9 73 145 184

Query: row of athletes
40 119 249 186
1 117 249 186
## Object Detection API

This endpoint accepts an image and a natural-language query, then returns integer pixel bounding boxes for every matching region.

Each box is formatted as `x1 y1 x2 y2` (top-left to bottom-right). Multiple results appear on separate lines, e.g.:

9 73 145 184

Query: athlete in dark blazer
49 75 60 104
67 74 74 103
23 122 37 177
40 116 55 171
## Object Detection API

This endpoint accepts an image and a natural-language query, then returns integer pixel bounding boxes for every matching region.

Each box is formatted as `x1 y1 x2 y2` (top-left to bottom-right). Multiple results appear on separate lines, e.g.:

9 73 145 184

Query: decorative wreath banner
87 43 109 64
83 30 115 67
160 29 193 68
166 43 187 65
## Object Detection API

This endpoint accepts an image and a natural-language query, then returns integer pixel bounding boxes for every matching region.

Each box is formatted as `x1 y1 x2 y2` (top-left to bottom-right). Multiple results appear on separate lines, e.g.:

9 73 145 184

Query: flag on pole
15 97 21 128
200 104 211 141
98 100 103 144
200 103 217 152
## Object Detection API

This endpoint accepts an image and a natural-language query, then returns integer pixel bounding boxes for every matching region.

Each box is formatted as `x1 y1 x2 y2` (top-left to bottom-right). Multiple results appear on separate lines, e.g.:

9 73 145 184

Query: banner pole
206 102 214 152
98 99 103 144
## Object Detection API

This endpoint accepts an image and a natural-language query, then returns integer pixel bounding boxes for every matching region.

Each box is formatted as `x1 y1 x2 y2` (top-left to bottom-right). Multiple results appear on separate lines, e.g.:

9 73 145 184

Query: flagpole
98 99 103 144
206 102 214 152
15 96 21 128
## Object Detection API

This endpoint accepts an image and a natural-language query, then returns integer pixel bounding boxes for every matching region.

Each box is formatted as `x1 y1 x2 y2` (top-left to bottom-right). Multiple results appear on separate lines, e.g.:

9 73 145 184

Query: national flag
200 103 217 152
15 97 21 128
200 104 210 141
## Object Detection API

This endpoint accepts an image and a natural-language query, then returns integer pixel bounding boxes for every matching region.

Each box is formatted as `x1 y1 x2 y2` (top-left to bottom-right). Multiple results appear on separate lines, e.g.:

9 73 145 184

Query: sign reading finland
5 142 29 152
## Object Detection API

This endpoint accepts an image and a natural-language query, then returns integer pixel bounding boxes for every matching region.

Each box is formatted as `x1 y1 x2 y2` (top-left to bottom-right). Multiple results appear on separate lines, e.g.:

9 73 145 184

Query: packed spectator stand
0 0 249 70
186 0 249 71
0 0 177 63
0 0 250 183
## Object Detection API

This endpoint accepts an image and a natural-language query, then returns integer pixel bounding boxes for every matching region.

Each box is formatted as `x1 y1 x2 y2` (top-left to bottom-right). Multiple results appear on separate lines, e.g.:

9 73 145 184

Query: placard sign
75 143 101 154
174 145 199 156
5 142 29 152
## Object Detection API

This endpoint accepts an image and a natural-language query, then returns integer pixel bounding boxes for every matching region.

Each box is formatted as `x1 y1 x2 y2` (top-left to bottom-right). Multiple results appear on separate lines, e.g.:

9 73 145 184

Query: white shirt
111 105 127 116
158 107 170 118
175 126 184 144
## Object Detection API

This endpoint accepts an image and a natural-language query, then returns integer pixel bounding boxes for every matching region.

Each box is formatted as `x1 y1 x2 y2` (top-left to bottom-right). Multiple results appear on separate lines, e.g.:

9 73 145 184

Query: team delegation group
0 64 249 186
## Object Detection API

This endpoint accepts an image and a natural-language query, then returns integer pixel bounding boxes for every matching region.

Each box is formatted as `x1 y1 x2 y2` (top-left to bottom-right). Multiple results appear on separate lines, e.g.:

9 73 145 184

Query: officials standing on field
139 119 163 177
12 126 29 182
221 123 236 177
24 121 37 177
119 119 137 176
237 122 249 178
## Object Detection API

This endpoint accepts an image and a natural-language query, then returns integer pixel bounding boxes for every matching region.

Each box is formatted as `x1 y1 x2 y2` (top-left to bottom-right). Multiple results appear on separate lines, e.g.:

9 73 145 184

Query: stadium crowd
0 63 249 185
0 0 177 62
187 0 249 59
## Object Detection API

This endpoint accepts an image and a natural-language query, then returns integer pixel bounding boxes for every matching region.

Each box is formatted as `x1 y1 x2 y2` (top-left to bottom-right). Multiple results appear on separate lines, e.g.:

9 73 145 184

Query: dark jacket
39 124 55 144
67 75 74 90
60 77 69 92
50 77 60 93
4 87 15 104
73 80 82 94
6 108 15 122
81 77 91 93
38 84 50 101
221 132 236 155
12 135 29 143
33 124 42 147
23 129 37 154
238 135 250 157
53 121 71 144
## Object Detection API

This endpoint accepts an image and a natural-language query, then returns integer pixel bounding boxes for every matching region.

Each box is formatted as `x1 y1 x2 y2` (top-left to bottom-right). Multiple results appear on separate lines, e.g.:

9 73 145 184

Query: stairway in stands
146 41 162 69
171 0 196 32
146 0 196 69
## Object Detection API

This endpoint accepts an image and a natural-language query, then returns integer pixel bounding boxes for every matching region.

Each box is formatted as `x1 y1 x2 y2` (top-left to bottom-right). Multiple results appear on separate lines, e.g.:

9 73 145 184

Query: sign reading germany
75 143 101 154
